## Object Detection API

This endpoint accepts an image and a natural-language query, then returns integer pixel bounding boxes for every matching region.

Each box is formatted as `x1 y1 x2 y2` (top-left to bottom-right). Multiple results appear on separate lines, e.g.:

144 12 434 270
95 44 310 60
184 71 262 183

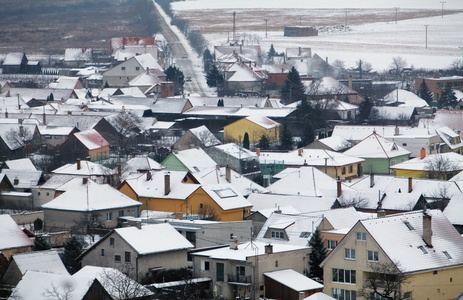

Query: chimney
146 171 152 181
274 206 282 214
377 209 386 218
420 148 426 159
326 56 329 64
4 108 7 119
337 180 342 198
423 212 432 247
370 173 375 187
348 75 353 90
408 177 413 193
256 148 261 156
298 47 301 56
83 177 88 185
136 222 142 229
117 164 122 176
358 164 363 177
394 126 399 136
43 113 46 125
229 236 238 250
433 72 440 78
174 212 184 220
14 177 19 185
164 172 171 195
77 159 81 170
68 110 72 115
265 244 273 254
86 156 91 161
298 148 302 156
226 166 231 183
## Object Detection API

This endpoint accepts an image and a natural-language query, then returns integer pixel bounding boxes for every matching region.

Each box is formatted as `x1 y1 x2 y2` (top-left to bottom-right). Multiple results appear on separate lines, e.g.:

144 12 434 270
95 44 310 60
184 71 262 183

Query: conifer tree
33 235 51 251
206 64 223 88
439 84 458 108
309 229 327 280
281 66 305 104
243 132 250 150
279 123 293 150
203 49 213 73
165 66 185 95
258 135 270 150
417 79 433 104
63 236 83 274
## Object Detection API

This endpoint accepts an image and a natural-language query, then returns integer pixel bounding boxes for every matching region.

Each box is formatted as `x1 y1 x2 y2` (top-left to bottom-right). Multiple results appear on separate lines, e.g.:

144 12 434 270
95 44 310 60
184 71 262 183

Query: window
236 265 245 276
119 210 124 217
125 251 131 263
404 221 414 230
332 288 356 300
110 237 115 247
390 160 396 166
332 268 356 284
402 143 407 146
201 260 210 271
275 261 278 267
349 165 353 173
418 245 428 254
404 292 412 300
106 212 113 221
46 192 49 196
327 240 337 250
115 255 121 262
356 232 366 241
443 251 452 259
368 250 379 262
299 232 311 238
186 231 196 244
121 66 126 70
342 167 346 175
345 248 355 260
271 231 284 239
135 67 140 71
101 249 104 256
216 262 224 281
38 192 41 196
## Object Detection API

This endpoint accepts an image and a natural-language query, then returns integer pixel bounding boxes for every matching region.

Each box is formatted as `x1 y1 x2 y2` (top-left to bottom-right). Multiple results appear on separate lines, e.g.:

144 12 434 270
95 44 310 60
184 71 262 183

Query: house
343 132 411 175
304 77 362 103
264 269 323 300
371 106 417 125
8 270 113 300
0 215 33 261
161 148 217 173
205 143 260 176
223 61 268 96
0 119 39 160
192 240 310 300
41 178 142 232
321 210 463 300
1 168 43 209
59 129 110 162
305 135 353 152
173 125 221 151
113 44 161 64
37 125 79 149
258 148 364 181
118 170 253 222
47 76 85 89
1 88 79 104
110 37 156 55
224 114 280 144
79 223 193 281
333 100 358 120
2 53 27 74
64 48 93 67
51 158 117 184
390 152 463 179
117 156 164 181
214 44 262 63
128 68 168 93
103 53 164 87
383 89 429 108
415 73 463 101
435 126 463 154
2 251 68 286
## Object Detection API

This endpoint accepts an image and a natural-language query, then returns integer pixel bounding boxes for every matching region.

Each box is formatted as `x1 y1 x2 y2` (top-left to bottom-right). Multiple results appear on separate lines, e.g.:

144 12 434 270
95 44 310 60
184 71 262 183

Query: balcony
227 274 252 285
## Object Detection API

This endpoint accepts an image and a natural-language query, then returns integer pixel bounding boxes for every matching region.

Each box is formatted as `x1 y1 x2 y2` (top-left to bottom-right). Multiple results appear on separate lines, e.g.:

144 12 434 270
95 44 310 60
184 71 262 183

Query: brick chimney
337 180 342 198
348 75 353 90
146 171 152 181
377 209 386 218
423 212 432 247
77 159 81 170
420 148 426 159
298 148 302 156
265 244 273 254
164 172 171 195
408 177 413 193
83 177 88 184
256 148 261 156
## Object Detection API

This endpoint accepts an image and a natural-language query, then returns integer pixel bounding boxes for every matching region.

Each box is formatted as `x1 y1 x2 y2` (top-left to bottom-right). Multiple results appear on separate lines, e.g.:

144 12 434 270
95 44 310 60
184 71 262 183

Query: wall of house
2 259 23 285
313 163 360 180
394 169 428 179
32 187 56 208
224 119 279 144
88 145 109 161
415 77 463 100
363 156 408 175
103 59 144 87
0 247 31 260
161 155 188 171
388 135 441 158
173 131 201 151
138 249 189 280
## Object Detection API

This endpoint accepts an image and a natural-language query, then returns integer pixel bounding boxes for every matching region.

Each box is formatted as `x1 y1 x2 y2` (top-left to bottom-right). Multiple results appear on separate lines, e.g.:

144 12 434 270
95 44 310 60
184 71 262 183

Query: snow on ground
173 1 463 71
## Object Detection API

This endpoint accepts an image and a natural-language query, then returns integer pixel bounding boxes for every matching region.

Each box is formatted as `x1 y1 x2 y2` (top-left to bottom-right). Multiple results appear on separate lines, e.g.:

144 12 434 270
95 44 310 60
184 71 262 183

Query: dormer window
271 231 284 239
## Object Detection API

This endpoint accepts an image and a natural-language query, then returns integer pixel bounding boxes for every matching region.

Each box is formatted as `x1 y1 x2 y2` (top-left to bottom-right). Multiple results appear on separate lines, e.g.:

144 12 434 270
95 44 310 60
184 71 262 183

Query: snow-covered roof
0 121 37 151
0 214 33 251
332 125 439 142
52 160 115 176
64 48 92 62
74 266 153 298
214 45 261 62
1 88 76 102
226 62 267 82
383 89 429 108
187 96 272 108
286 47 312 58
120 157 164 178
247 193 338 214
71 129 110 150
113 45 159 62
182 106 295 118
343 132 410 159
245 114 280 129
169 148 217 173
41 178 141 212
304 77 356 95
264 269 323 291
3 158 36 171
37 125 76 136
443 194 463 226
3 53 25 65
129 69 165 87
47 76 82 89
390 152 463 172
201 184 252 211
359 210 463 273
372 106 416 120
44 115 102 131
259 148 364 167
315 135 353 151
1 169 42 188
192 240 308 262
189 125 221 147
436 126 463 150
133 53 163 71
303 292 337 300
114 223 193 255
12 251 68 275
213 143 256 159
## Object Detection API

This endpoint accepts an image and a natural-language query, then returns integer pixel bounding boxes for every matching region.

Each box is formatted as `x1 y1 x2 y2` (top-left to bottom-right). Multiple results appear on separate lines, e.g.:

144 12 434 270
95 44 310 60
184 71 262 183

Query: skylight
443 251 452 259
213 188 237 198
418 245 428 254
404 221 414 230
299 232 311 238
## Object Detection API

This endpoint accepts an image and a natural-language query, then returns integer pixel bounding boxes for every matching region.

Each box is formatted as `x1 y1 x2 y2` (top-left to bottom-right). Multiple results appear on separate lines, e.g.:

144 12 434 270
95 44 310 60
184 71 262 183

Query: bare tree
197 203 218 221
340 192 369 209
107 111 142 157
358 261 410 300
390 56 408 79
332 59 345 70
355 59 372 79
43 282 75 300
99 266 152 300
425 155 459 180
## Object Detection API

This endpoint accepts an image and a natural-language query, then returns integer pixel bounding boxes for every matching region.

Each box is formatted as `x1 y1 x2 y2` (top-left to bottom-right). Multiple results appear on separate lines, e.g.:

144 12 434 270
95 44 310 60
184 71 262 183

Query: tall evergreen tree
298 121 315 148
258 134 270 150
357 96 373 121
267 44 277 62
62 236 83 274
280 66 306 104
203 49 213 73
439 84 458 108
33 235 51 251
206 64 224 88
417 79 433 104
279 123 293 150
309 229 328 280
165 66 185 95
242 132 250 150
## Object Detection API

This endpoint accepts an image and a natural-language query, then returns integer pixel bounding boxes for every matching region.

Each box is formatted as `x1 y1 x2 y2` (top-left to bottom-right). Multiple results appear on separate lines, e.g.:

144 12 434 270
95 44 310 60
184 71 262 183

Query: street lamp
425 25 429 49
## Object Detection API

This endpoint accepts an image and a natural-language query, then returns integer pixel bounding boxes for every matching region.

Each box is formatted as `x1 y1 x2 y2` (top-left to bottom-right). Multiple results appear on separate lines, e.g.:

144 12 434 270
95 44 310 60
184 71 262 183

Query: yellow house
321 210 463 300
224 114 280 144
390 152 463 179
118 170 252 221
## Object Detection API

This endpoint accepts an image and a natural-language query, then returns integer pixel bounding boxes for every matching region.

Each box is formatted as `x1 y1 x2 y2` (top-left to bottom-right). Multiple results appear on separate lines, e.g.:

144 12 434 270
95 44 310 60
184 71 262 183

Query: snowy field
173 0 463 71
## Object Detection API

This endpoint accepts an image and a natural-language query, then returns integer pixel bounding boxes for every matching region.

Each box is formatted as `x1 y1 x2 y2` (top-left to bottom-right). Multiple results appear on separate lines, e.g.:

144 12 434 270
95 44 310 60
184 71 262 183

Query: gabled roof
64 48 92 62
444 194 463 226
244 114 280 129
114 223 193 255
37 125 77 136
315 135 353 152
119 156 164 180
12 251 69 275
0 215 33 250
1 169 42 189
41 178 141 212
129 68 165 87
3 52 26 65
133 53 163 71
372 106 416 120
71 129 110 150
3 158 36 171
212 143 256 159
303 292 337 300
188 125 221 147
384 89 429 108
226 62 267 82
264 269 323 292
165 148 217 173
436 126 463 150
0 121 37 150
332 125 439 142
1 88 77 102
247 193 338 213
47 76 82 89
390 152 463 172
343 132 410 159
52 160 115 176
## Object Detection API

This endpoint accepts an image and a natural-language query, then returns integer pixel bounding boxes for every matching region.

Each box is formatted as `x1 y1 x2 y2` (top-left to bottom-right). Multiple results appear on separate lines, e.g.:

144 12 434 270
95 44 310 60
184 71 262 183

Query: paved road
152 1 207 97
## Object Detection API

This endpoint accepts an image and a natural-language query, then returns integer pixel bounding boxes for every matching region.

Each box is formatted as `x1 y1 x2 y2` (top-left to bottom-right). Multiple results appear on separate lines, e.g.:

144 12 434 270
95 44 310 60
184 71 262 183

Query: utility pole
298 15 302 26
344 10 350 27
393 7 399 24
263 18 269 38
440 1 446 18
425 25 429 49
